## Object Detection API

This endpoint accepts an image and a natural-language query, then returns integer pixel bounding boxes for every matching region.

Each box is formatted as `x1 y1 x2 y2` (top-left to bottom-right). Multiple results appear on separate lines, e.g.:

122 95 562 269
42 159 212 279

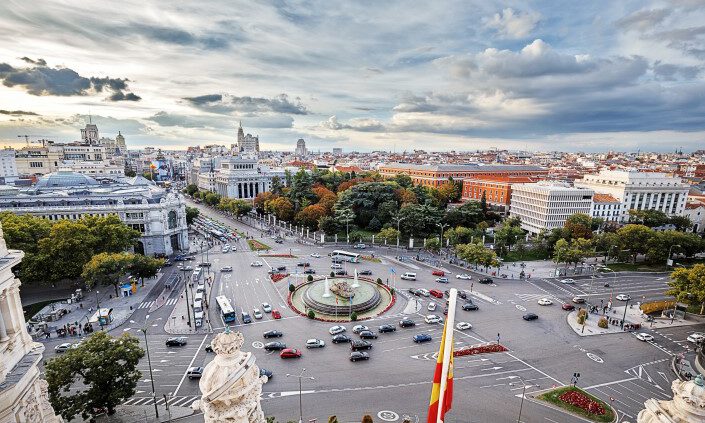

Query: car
332 334 351 343
427 302 437 311
378 324 396 333
187 366 204 379
456 274 472 280
417 289 430 297
335 270 348 276
425 314 443 324
259 368 273 379
184 265 194 271
616 294 631 301
458 291 468 300
436 277 449 283
222 246 230 253
462 302 479 311
166 337 188 346
413 334 432 343
358 270 373 275
205 343 214 353
250 261 263 267
560 278 575 284
562 303 575 311
306 339 326 348
163 260 172 267
277 265 287 271
54 343 72 353
408 288 420 296
432 270 445 276
303 269 316 274
444 290 452 298
262 303 272 313
399 319 416 328
456 322 472 330
310 253 321 258
329 325 347 335
359 330 378 339
537 298 553 306
478 277 493 284
264 342 287 351
272 309 282 319
331 263 343 269
353 243 367 249
253 308 263 319
687 333 705 343
275 238 284 244
280 348 302 358
350 340 373 351
352 325 369 334
350 351 370 362
429 289 443 298
220 266 233 272
331 257 344 264
572 297 586 304
263 330 283 338
522 313 539 321
199 262 212 267
297 262 310 267
635 333 654 342
242 312 252 324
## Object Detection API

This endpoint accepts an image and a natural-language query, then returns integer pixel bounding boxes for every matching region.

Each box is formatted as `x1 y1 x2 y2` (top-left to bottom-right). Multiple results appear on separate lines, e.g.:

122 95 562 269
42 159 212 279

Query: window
168 210 178 229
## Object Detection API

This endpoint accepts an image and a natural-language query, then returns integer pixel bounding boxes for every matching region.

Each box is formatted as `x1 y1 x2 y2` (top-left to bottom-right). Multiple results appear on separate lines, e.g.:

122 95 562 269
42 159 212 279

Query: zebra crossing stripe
124 396 199 407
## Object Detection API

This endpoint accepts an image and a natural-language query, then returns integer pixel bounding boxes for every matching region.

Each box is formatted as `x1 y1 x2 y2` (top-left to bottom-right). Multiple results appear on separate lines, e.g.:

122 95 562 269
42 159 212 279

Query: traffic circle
378 410 399 421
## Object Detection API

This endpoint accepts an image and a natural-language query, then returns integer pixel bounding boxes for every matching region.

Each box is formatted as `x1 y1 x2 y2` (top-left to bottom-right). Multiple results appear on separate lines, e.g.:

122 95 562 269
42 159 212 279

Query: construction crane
17 135 52 147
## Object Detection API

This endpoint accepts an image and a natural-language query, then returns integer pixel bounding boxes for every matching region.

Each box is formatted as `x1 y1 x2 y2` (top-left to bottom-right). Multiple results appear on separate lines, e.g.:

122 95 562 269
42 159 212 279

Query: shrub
577 308 587 325
330 271 335 277
307 275 314 282
351 312 358 321
598 317 608 329
390 288 395 295
307 310 315 319
376 278 383 284
288 284 295 293
362 415 373 423
328 417 339 423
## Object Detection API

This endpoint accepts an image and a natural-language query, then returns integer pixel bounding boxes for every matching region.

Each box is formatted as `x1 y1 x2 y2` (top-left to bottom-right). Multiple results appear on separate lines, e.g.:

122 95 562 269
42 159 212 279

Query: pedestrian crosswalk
137 298 178 309
165 298 178 306
515 293 559 302
123 395 199 408
137 301 154 309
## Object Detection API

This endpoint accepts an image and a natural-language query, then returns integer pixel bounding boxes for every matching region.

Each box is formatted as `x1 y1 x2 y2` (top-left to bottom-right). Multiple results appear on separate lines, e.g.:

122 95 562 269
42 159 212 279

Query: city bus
215 295 237 323
331 250 361 263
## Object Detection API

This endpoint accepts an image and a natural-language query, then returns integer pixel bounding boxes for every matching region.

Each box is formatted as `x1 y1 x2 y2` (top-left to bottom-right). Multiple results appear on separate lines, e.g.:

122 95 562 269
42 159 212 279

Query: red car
280 348 301 359
432 270 445 276
429 289 444 298
272 310 282 319
562 303 575 311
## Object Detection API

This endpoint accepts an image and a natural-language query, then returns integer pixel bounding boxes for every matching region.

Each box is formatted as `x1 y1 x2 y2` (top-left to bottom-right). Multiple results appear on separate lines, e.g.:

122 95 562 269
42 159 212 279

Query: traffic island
536 386 616 423
247 239 271 251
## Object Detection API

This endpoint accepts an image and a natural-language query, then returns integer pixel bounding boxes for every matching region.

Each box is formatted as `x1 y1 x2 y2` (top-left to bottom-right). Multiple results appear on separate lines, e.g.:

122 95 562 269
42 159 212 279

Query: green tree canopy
668 264 705 314
184 184 199 196
83 215 141 254
494 219 524 253
128 254 164 287
82 252 136 296
185 206 200 225
564 213 594 240
617 224 654 262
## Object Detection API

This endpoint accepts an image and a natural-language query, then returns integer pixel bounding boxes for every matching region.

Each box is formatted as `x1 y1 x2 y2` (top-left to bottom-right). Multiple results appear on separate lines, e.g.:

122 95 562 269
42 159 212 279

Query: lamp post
621 298 630 330
667 244 682 267
509 376 535 423
437 223 449 251
394 216 406 250
140 315 159 418
181 267 192 328
286 368 314 423
95 290 102 329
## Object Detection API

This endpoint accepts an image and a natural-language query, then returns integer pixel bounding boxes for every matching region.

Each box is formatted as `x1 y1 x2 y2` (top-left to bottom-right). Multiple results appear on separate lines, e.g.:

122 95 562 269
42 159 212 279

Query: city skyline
1 1 705 152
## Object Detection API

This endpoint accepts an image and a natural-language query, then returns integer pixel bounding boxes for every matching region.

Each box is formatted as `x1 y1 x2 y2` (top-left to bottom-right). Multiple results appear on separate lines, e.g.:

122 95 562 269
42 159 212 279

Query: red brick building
379 163 548 188
461 176 544 207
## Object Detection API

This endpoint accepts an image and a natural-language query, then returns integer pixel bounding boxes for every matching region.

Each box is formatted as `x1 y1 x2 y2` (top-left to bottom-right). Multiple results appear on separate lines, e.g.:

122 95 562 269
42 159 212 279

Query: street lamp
437 223 449 250
394 216 406 250
286 368 314 423
181 267 192 328
667 244 682 267
140 315 159 418
509 376 536 423
621 298 630 330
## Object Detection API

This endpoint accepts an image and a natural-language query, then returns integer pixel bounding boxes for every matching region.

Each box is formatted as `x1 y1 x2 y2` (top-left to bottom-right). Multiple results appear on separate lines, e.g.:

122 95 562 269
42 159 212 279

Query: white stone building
295 138 307 157
236 123 259 154
684 200 705 233
0 225 62 422
575 170 689 222
214 157 284 200
0 149 18 184
591 193 621 222
510 182 594 235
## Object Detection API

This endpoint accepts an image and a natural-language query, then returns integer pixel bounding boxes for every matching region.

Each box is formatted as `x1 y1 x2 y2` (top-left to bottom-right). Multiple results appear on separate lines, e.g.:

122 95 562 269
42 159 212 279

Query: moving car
572 297 586 304
277 265 287 271
413 334 432 343
456 322 472 331
560 278 575 284
280 348 302 358
310 253 321 258
456 274 472 280
198 262 212 267
687 333 705 343
562 303 575 311
242 312 252 324
332 334 351 343
272 309 282 319
432 270 445 276
353 243 367 249
478 277 493 284
425 314 442 324
250 261 263 267
417 289 430 297
187 366 204 379
359 330 378 339
350 340 373 351
306 339 326 348
350 351 370 362
522 313 539 321
303 269 316 274
166 337 188 347
399 319 416 328
329 325 347 335
400 272 417 281
54 343 72 353
253 308 263 319
220 266 233 272
352 325 369 334
537 298 553 306
635 333 654 342
408 288 421 296
264 342 287 351
458 291 468 300
222 246 230 253
275 238 284 244
205 344 214 353
263 330 283 338
335 270 348 276
435 277 449 284
616 294 631 301
358 270 373 275
429 289 443 298
331 263 343 269
378 324 396 333
262 303 272 313
297 262 310 267
259 368 273 379
462 302 479 311
427 302 437 311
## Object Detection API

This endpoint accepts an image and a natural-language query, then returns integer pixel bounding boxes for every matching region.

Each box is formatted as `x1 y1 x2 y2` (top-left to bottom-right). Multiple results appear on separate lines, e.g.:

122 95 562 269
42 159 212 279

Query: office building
295 139 307 157
236 122 259 154
380 163 549 188
0 149 18 184
510 182 594 235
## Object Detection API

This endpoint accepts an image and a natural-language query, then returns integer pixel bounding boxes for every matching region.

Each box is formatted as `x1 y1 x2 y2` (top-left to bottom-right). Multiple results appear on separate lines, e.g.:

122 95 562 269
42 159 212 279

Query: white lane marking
504 352 564 386
173 335 208 396
583 377 638 390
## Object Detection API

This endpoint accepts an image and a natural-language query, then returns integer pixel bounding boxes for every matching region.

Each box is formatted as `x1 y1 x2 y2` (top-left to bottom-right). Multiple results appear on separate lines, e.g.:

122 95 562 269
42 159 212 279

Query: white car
331 263 343 269
220 266 233 272
616 294 631 301
425 314 443 324
253 308 263 319
417 289 430 297
456 322 472 331
262 303 272 313
537 298 553 306
54 343 72 353
250 261 263 267
427 302 437 311
687 333 705 343
635 333 654 342
222 246 230 253
352 325 370 334
329 325 347 335
310 253 321 258
456 274 472 280
560 278 575 284
306 339 325 348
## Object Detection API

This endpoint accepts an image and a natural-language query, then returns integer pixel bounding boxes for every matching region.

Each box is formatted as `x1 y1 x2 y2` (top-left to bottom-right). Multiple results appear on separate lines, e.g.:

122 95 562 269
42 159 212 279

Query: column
0 290 17 335
0 303 8 341
238 183 243 198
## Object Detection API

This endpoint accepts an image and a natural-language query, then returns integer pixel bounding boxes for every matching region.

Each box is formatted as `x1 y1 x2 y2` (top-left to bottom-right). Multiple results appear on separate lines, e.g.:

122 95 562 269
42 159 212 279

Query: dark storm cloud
183 93 309 115
125 23 232 50
0 109 39 116
0 60 141 101
183 94 223 105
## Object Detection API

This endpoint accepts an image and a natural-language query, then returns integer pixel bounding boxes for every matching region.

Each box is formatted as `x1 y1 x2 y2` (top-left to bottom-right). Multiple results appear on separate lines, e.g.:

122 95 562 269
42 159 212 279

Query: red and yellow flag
428 321 454 422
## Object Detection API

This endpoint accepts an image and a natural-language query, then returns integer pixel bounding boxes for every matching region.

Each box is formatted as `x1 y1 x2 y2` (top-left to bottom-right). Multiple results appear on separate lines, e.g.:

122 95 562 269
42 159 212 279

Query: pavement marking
173 335 208 396
583 377 638 390
504 352 564 386
377 411 399 422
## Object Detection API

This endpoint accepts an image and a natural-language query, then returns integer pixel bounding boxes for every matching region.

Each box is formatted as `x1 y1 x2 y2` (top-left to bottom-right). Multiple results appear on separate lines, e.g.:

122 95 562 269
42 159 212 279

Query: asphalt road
35 202 705 423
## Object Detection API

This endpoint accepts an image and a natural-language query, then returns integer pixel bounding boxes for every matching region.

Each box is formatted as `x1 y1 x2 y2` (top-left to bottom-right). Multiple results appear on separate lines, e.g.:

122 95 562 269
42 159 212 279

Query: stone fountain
322 277 331 298
636 373 705 422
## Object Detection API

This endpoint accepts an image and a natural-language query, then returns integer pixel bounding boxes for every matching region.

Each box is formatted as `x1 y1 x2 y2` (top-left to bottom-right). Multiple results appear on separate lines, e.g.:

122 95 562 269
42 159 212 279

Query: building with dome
0 171 188 256
637 374 705 422
295 138 307 157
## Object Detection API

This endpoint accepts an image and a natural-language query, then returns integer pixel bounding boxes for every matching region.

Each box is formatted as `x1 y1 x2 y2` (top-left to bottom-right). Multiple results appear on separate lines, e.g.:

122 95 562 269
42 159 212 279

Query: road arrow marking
658 371 669 383
482 366 503 371
496 376 519 381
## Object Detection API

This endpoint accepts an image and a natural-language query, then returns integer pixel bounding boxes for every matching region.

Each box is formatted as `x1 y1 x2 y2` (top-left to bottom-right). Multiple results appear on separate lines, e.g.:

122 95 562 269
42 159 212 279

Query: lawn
537 386 615 423
23 299 62 321
603 263 667 272
248 239 271 251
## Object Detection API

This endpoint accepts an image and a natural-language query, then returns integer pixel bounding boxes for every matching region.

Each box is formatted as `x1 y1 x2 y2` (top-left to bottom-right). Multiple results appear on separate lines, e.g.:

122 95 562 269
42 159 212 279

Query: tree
480 191 487 213
83 215 141 254
397 203 444 238
564 213 593 240
124 169 137 177
456 243 499 271
553 238 592 268
377 227 400 243
46 331 144 421
593 231 622 260
127 254 164 287
40 220 97 285
617 224 654 262
426 238 441 253
645 230 704 263
254 192 276 213
271 176 284 195
668 264 705 314
669 215 692 231
318 216 339 235
436 181 459 206
266 197 295 221
186 206 200 225
628 209 669 228
361 415 374 423
393 173 413 188
443 201 485 228
328 416 339 423
204 192 221 206
0 212 52 255
295 204 327 229
445 226 475 246
335 207 356 237
366 216 382 232
494 220 524 252
81 252 135 296
288 168 316 212
184 184 199 196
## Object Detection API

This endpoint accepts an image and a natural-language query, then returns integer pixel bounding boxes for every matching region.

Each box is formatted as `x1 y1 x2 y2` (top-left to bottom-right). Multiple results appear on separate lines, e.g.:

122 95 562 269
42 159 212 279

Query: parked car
277 265 287 271
352 325 369 334
222 246 230 253
462 302 479 311
253 308 263 319
54 343 72 353
303 269 316 274
562 303 575 311
198 262 212 267
331 264 343 269
687 333 705 343
456 322 472 331
275 238 284 244
205 344 213 353
413 334 432 343
353 243 367 249
417 289 430 297
329 325 347 335
399 319 416 328
187 366 204 379
272 309 282 319
335 270 348 276
264 342 287 351
310 253 321 258
359 330 378 339
436 277 449 284
432 270 445 276
259 368 273 379
280 348 302 358
522 313 539 321
635 333 654 342
456 274 472 280
263 330 283 338
429 289 443 298
616 294 631 301
478 277 493 284
350 340 373 351
560 278 575 284
537 298 553 306
332 334 351 343
408 288 421 296
306 339 326 348
220 266 233 272
358 270 373 275
242 312 252 324
572 297 586 304
250 261 263 267
379 324 396 333
350 351 370 362
425 314 442 324
262 303 272 313
427 302 437 311
166 337 188 347
297 262 310 267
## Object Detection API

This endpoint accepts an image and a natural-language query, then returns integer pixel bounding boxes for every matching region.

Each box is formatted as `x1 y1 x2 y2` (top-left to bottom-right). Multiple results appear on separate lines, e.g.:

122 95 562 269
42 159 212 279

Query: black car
277 265 287 271
275 238 284 244
378 324 396 333
205 343 213 353
260 368 273 379
523 313 538 321
444 290 451 298
408 288 420 296
332 334 351 344
413 334 432 343
479 277 493 284
335 270 348 276
166 337 187 347
297 262 310 267
399 319 416 328
359 330 378 339
358 270 373 275
303 269 316 274
350 340 373 351
264 342 287 351
458 291 468 300
462 302 479 311
198 262 212 267
263 330 283 339
242 313 252 324
350 351 370 362
163 260 173 267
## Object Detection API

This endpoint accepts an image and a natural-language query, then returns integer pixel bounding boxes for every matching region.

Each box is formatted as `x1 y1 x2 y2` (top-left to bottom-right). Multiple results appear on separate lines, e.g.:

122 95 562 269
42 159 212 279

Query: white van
192 300 203 314
196 284 206 294
400 272 417 281
194 292 204 303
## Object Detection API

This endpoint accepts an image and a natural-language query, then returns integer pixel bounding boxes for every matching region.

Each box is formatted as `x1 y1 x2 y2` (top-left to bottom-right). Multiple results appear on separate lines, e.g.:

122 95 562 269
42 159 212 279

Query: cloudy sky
1 1 704 152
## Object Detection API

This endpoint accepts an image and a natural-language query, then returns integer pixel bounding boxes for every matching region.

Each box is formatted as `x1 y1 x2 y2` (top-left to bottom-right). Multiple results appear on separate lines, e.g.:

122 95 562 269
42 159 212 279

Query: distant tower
295 138 307 156
115 131 126 152
80 122 99 145
237 121 245 151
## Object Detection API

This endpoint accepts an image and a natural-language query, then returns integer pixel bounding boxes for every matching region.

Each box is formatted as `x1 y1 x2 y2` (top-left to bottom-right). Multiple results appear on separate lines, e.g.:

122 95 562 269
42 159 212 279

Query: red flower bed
558 390 606 415
453 343 507 357
270 273 289 282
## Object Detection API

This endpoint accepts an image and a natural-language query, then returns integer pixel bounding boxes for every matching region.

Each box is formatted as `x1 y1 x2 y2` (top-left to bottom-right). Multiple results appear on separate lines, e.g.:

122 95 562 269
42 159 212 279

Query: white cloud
484 8 541 39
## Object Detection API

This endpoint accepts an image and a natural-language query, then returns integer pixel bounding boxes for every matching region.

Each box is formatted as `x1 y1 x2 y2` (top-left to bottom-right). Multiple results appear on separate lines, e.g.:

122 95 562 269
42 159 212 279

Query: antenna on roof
88 107 92 124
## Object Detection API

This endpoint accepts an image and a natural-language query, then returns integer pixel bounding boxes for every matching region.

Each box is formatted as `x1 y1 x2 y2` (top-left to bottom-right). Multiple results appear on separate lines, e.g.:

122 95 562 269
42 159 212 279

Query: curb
526 386 619 423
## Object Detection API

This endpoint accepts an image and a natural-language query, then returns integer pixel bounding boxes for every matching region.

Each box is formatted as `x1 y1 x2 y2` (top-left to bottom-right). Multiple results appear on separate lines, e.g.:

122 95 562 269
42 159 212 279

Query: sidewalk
92 404 198 423
164 280 214 335
566 304 701 336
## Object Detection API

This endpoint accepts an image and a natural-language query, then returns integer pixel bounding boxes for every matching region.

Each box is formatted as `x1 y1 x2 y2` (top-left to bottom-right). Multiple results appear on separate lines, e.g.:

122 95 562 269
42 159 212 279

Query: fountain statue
322 277 331 298
191 329 267 423
351 269 360 289
637 373 705 422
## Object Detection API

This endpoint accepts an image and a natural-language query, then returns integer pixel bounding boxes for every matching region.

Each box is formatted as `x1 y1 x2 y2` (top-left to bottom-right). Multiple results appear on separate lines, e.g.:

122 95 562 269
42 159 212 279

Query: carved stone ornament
637 374 705 423
330 280 355 299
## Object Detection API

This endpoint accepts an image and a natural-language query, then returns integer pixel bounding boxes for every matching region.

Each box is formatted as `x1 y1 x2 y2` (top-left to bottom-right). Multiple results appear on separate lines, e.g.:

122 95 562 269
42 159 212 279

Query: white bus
331 250 361 263
215 295 237 323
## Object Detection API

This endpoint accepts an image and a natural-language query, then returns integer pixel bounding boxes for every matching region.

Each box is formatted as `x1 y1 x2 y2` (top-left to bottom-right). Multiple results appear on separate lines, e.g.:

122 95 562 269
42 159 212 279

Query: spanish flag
428 320 454 422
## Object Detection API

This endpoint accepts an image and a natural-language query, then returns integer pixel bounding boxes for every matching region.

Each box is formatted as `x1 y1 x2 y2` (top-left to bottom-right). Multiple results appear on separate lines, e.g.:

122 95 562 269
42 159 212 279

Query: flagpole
436 288 457 423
